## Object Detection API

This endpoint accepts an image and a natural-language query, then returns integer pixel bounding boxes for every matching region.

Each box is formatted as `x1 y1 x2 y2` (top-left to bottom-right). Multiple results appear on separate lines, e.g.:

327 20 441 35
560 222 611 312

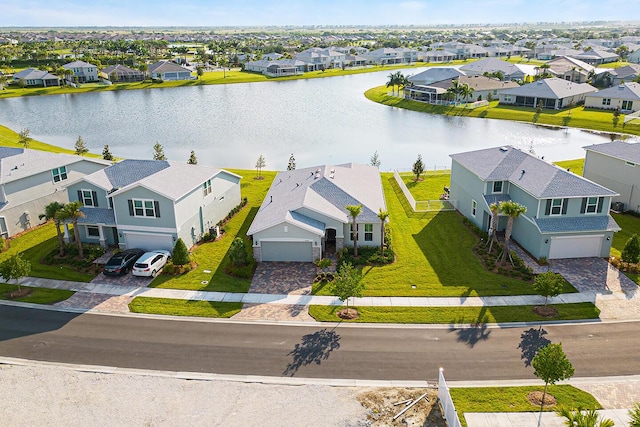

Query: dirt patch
532 305 559 318
5 288 32 299
337 308 360 320
527 390 557 408
357 387 444 426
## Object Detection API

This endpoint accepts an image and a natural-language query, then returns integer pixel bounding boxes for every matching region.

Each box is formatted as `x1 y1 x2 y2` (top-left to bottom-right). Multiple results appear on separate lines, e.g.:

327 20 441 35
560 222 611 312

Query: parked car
132 250 172 277
103 248 145 276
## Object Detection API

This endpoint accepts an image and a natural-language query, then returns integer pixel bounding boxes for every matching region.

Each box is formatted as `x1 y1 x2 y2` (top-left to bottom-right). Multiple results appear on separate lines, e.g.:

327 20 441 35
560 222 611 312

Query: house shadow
0 304 82 343
448 308 491 348
518 326 551 367
282 327 341 376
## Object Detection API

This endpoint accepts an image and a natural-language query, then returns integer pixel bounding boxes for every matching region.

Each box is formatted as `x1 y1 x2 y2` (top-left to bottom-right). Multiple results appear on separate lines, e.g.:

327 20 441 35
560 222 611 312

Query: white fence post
438 367 462 427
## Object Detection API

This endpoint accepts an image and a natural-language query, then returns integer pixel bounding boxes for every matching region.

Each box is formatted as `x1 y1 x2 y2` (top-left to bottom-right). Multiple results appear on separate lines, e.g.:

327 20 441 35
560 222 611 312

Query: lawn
0 222 96 282
314 174 576 297
308 302 600 323
451 385 601 427
365 86 640 137
553 158 584 176
0 124 103 158
0 282 74 304
148 169 275 292
401 171 451 201
128 297 242 318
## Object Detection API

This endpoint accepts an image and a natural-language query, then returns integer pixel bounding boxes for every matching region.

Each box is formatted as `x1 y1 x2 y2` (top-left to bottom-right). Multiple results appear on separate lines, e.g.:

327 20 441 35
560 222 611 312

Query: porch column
97 223 106 249
63 223 71 243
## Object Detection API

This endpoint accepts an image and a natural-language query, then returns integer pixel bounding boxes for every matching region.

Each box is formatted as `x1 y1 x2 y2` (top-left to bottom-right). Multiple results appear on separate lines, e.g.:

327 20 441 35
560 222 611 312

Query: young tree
412 154 425 181
377 208 389 256
370 151 381 168
498 200 527 265
255 154 266 178
102 145 114 161
330 262 364 318
555 407 614 427
0 253 31 292
74 135 88 155
196 65 204 79
622 234 640 264
153 142 167 161
532 343 575 424
345 204 362 257
533 271 564 306
187 150 198 165
287 153 296 171
58 201 85 258
229 237 248 267
18 128 31 148
39 201 66 257
172 238 190 266
628 402 640 427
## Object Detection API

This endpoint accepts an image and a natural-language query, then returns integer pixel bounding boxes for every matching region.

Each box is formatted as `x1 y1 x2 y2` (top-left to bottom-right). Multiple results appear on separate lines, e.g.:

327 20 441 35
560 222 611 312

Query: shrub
622 234 640 264
338 246 394 267
0 236 5 252
229 237 248 267
172 238 190 266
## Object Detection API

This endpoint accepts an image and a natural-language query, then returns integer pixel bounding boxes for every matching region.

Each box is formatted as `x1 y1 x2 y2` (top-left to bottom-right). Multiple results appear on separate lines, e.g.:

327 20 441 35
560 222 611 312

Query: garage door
124 232 174 252
548 235 603 259
261 241 313 262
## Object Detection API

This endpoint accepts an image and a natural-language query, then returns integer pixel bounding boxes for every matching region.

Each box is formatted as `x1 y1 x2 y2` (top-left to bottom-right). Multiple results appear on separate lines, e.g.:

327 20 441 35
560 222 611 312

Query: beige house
584 83 640 113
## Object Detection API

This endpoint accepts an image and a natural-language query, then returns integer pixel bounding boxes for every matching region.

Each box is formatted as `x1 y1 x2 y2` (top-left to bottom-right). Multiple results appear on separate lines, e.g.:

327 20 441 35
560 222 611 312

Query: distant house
408 67 465 86
102 64 145 82
247 163 386 262
405 75 519 104
66 160 242 250
450 145 619 260
545 56 595 83
294 47 346 69
419 50 457 63
600 64 640 86
12 68 59 87
571 47 619 65
584 82 640 113
244 59 306 76
584 141 640 213
459 58 532 81
62 60 99 83
0 148 110 238
498 78 597 109
629 47 640 64
360 48 404 65
148 60 192 81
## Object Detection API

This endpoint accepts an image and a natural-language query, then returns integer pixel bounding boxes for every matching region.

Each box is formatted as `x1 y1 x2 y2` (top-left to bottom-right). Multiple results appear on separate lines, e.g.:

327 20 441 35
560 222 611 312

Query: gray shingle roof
0 147 24 159
78 207 116 225
148 60 191 74
484 194 511 206
459 58 523 76
535 215 620 233
583 140 640 164
586 82 640 100
500 78 597 99
451 146 617 198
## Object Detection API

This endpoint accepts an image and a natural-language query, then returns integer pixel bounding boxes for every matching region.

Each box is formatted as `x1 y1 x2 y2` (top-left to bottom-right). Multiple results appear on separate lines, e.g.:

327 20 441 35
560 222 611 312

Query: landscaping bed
0 283 74 305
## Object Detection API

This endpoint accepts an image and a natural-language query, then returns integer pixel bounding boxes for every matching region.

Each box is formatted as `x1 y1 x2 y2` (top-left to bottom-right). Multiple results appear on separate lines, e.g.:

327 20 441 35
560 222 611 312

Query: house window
622 100 633 110
364 224 373 241
129 199 158 218
493 181 503 193
585 197 598 214
471 200 477 217
203 179 212 196
602 98 611 106
86 226 100 238
350 224 359 241
626 161 636 167
52 166 67 183
550 198 564 215
81 190 95 207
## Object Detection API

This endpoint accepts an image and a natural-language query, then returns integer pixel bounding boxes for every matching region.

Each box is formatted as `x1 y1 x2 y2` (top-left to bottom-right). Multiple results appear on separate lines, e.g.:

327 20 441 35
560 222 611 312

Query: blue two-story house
450 146 620 260
65 159 241 251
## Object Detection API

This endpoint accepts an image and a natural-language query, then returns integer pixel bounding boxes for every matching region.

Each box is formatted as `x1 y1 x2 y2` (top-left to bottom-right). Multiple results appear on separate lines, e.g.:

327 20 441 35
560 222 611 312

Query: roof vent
499 146 509 152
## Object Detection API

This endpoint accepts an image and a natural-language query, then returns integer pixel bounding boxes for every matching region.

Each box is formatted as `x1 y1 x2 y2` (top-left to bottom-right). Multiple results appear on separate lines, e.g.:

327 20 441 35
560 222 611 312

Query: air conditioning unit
612 202 625 212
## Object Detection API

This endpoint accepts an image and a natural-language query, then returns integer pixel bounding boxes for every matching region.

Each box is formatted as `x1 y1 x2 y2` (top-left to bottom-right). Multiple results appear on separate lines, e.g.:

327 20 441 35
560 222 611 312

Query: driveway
248 262 319 294
90 272 155 288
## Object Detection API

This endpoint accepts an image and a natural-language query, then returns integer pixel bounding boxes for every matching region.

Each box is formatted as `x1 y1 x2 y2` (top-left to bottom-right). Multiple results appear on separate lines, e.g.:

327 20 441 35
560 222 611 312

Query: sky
3 0 638 27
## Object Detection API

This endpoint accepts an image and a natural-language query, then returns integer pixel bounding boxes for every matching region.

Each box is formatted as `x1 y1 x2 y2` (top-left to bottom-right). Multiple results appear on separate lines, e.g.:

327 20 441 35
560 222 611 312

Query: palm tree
39 201 66 257
59 201 85 259
448 79 462 102
498 200 527 265
460 83 474 105
386 71 399 96
555 407 614 427
487 202 499 252
345 204 363 257
377 208 389 256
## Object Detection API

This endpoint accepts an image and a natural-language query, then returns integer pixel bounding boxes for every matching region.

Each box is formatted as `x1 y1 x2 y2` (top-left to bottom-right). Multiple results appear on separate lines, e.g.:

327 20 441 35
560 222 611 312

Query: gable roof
584 140 640 164
607 64 640 79
148 60 191 74
450 145 617 198
586 82 640 100
500 78 597 100
459 58 525 76
430 75 520 92
13 68 58 80
102 64 143 75
546 56 595 73
409 67 465 85
63 60 96 69
247 163 386 236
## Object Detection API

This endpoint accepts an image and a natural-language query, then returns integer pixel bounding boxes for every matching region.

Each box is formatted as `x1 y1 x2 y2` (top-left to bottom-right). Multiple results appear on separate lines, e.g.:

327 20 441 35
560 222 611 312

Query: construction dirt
357 387 446 426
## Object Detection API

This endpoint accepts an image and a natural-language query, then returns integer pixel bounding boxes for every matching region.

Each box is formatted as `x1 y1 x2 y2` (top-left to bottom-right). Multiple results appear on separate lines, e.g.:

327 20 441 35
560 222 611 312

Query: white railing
438 368 462 427
625 110 640 124
393 170 457 212
393 169 416 211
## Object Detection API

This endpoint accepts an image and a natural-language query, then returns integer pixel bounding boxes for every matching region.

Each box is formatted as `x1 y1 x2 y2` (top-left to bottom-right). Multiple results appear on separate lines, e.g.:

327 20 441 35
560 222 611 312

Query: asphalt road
0 305 636 382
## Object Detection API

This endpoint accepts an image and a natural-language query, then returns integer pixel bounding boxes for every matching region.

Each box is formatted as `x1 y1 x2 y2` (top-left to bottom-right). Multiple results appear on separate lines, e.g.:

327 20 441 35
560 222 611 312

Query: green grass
308 303 600 323
0 223 95 282
148 169 275 292
365 86 640 137
0 125 103 158
128 297 242 317
313 174 576 297
0 282 74 304
553 159 584 176
451 385 601 427
401 171 451 200
611 212 640 260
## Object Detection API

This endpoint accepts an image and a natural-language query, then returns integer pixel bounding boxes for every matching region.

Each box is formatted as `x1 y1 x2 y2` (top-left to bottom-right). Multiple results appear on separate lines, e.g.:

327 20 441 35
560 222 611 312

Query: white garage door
124 232 174 252
548 235 603 259
261 241 313 262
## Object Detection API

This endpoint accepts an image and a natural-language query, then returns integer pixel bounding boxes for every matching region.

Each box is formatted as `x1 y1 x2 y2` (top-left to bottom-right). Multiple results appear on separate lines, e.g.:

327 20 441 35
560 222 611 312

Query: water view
0 68 632 170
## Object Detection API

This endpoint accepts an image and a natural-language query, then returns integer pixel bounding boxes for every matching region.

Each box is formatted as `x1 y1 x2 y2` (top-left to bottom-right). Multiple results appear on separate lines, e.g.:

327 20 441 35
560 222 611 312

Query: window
492 181 503 193
585 197 598 214
86 226 100 238
129 199 159 218
80 189 96 207
350 224 359 241
364 224 373 241
580 196 604 214
203 179 212 196
52 166 67 183
602 98 611 106
471 200 477 217
622 100 633 110
550 198 564 215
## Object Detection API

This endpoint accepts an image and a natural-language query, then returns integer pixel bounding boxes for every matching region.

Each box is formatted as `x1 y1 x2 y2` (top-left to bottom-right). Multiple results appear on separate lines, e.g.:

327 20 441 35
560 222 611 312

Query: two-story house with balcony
450 146 619 260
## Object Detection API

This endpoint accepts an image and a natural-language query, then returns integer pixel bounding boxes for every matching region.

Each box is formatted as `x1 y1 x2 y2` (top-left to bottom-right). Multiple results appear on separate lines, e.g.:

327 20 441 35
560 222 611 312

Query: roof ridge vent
499 146 509 152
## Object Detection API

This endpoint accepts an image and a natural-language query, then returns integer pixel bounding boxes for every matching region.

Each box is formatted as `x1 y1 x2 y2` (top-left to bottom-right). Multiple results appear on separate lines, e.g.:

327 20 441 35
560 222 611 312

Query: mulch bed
5 288 32 299
532 305 559 318
337 308 360 320
527 391 557 408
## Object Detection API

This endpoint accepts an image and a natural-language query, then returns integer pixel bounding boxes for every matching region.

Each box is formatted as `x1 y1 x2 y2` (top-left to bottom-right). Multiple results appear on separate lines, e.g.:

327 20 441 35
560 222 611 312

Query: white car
132 250 172 277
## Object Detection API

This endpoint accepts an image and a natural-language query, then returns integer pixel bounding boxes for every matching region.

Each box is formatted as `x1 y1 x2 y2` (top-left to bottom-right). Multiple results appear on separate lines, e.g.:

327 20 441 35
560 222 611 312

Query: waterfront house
244 59 306 76
62 60 99 83
498 78 597 109
459 58 532 81
405 75 519 104
584 82 640 113
148 60 192 81
102 64 145 82
12 68 60 87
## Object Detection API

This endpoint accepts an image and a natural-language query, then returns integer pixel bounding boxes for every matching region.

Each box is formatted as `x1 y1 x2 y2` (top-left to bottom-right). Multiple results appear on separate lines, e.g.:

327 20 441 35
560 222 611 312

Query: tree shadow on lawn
518 326 551 367
448 307 491 348
282 327 341 376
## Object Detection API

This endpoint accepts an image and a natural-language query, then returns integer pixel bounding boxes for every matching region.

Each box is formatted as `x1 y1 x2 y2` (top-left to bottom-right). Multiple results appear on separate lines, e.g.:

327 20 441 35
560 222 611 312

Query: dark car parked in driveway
103 248 145 276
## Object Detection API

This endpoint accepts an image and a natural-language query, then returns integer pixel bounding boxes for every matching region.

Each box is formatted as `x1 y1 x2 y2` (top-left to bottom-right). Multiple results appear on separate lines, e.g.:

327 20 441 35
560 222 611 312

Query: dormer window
52 166 67 183
492 181 503 193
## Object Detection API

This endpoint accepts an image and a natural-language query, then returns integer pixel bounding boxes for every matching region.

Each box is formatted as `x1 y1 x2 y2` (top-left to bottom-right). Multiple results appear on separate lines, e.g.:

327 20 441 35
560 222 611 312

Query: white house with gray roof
247 163 386 262
584 141 640 213
0 147 110 238
62 60 99 83
450 146 619 260
148 60 193 81
584 82 640 113
12 68 60 87
66 159 241 251
498 78 597 109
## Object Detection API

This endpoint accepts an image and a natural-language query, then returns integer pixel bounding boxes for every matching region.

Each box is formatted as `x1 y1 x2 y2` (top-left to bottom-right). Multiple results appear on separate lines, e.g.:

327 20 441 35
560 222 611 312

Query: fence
393 170 457 212
438 368 462 427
